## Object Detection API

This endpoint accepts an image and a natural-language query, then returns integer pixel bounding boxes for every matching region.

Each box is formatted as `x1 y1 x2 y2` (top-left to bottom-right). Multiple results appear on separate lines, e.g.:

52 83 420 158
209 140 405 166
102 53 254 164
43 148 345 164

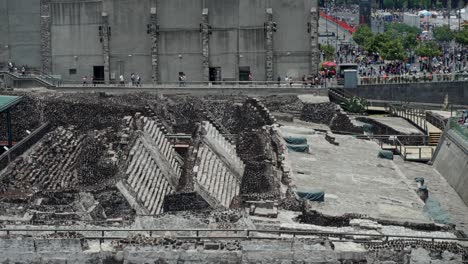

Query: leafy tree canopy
364 33 391 53
454 27 468 46
320 44 336 61
432 25 454 42
380 39 405 61
353 25 374 47
415 41 442 58
385 23 420 36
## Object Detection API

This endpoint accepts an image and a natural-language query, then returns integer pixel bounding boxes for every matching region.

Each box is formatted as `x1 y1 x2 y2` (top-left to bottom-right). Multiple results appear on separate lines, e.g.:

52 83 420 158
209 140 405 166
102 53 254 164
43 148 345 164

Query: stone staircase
192 121 245 208
119 115 182 215
429 132 442 146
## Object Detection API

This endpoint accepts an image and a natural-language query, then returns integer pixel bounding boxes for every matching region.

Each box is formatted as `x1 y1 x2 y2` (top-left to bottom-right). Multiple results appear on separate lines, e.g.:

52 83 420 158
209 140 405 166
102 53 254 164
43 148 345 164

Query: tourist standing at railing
130 73 136 87
21 66 26 76
82 76 87 86
277 76 281 87
136 74 141 87
119 74 125 87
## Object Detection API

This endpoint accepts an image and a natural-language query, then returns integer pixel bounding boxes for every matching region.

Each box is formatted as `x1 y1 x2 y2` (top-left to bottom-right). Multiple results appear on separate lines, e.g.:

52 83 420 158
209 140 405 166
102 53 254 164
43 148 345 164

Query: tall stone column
40 0 52 74
100 12 111 84
265 8 274 82
149 8 159 84
201 9 210 82
309 7 320 75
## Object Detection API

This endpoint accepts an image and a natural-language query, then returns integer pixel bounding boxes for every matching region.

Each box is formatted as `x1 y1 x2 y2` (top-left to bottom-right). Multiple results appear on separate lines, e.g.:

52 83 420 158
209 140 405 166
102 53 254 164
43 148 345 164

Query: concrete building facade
0 0 319 84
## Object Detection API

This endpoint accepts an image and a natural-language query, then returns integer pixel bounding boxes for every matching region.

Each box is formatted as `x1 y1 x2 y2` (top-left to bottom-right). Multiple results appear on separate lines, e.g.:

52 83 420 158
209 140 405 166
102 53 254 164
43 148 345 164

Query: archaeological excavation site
0 91 467 264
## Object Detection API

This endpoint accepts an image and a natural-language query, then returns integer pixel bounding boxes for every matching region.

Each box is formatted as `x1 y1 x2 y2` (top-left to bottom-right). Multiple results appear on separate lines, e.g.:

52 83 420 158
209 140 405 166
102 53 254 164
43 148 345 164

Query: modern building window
69 69 77 75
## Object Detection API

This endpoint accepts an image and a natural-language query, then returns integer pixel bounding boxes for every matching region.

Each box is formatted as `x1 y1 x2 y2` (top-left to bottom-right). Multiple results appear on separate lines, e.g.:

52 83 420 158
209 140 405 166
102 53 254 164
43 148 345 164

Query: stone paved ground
280 121 431 224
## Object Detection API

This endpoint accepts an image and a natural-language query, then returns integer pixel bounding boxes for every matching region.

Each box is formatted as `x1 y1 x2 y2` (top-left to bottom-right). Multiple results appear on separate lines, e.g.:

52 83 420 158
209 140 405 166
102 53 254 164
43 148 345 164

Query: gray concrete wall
0 0 41 69
1 0 318 82
0 1 10 66
51 0 103 80
433 130 468 206
350 81 468 106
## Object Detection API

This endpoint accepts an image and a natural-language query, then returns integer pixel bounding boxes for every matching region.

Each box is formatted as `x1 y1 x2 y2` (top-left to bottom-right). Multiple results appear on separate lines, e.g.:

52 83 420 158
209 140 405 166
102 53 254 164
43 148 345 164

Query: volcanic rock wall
0 126 118 192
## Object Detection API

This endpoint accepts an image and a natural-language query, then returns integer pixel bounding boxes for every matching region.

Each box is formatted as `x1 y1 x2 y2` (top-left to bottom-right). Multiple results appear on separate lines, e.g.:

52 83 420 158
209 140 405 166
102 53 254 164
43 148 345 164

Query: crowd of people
333 42 468 84
5 61 27 76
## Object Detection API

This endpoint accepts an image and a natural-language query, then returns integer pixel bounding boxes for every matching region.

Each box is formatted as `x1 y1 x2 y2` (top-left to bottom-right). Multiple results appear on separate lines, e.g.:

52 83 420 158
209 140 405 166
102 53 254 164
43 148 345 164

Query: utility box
344 69 357 88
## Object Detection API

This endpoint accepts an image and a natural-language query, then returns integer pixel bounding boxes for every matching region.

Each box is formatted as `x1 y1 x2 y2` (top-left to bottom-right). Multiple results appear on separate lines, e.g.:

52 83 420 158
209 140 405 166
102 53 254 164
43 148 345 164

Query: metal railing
0 122 50 171
1 228 467 244
359 73 468 85
58 80 330 88
0 71 61 87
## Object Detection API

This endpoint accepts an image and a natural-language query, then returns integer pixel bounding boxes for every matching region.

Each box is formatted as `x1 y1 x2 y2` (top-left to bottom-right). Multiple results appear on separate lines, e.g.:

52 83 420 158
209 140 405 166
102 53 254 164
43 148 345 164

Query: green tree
416 41 442 68
432 25 454 43
401 32 419 50
385 23 420 36
364 33 391 53
380 39 405 61
454 27 468 46
320 44 336 61
352 25 374 47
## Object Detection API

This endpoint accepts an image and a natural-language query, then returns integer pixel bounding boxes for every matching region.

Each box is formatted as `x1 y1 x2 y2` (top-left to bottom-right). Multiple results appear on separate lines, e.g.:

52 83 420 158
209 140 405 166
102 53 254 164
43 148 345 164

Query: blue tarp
287 144 310 153
297 191 325 202
284 136 308 145
378 150 394 160
424 197 452 225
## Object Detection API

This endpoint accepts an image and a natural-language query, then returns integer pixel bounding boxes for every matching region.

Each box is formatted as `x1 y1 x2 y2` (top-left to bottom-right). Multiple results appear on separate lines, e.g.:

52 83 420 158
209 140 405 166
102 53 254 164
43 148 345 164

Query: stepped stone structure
192 121 245 208
118 115 183 215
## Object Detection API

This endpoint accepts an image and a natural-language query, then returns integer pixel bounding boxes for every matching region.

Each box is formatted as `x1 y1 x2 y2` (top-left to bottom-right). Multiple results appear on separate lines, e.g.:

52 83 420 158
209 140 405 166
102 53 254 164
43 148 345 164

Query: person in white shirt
119 75 125 86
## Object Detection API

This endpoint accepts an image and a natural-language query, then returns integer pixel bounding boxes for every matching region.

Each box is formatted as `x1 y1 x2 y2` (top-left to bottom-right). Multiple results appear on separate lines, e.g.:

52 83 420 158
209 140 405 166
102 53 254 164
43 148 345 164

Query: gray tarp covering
378 150 394 160
287 144 310 153
297 191 325 202
284 136 308 145
424 197 452 224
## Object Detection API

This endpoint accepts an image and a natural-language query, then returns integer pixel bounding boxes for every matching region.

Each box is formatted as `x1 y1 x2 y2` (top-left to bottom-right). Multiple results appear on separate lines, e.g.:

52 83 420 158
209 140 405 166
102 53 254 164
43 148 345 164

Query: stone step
205 154 217 192
137 157 154 200
208 159 221 195
130 151 149 188
146 167 164 209
141 161 157 202
134 154 152 195
216 166 227 204
198 147 211 185
150 180 168 214
145 167 162 208
127 141 143 178
212 163 223 202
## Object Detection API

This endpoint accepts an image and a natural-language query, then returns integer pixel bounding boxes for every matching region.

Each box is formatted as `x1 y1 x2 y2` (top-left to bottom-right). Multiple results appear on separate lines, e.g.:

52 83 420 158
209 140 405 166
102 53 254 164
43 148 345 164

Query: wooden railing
389 105 428 133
